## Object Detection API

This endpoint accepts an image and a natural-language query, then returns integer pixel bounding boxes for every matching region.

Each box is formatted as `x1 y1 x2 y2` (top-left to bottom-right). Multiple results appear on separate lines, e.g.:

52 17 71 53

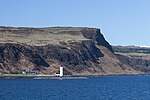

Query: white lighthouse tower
59 66 63 77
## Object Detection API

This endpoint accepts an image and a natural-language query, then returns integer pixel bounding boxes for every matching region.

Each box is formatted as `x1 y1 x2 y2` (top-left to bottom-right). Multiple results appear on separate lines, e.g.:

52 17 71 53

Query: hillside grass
0 29 87 46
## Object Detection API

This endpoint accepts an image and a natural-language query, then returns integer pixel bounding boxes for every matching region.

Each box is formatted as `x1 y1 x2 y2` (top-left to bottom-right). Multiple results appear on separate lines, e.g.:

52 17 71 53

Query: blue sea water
0 75 150 100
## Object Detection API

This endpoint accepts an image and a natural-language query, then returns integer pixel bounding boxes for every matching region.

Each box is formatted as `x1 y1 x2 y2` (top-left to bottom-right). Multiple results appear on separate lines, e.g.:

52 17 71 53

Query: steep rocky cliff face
0 43 49 73
81 28 114 52
0 26 139 75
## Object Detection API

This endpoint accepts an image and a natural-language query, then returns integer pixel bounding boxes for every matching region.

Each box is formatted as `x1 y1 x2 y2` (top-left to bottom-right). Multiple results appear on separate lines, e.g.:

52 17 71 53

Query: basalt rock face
0 26 139 75
31 40 105 74
0 41 103 74
81 28 113 52
33 40 103 66
0 43 49 73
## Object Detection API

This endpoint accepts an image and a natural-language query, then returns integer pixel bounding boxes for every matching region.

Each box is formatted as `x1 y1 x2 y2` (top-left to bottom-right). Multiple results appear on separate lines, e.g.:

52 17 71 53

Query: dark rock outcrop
81 28 113 52
0 41 104 74
0 43 49 72
33 40 103 66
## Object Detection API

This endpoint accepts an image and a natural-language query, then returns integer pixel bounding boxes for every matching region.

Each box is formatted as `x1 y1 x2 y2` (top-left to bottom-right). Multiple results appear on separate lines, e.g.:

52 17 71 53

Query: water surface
0 75 150 100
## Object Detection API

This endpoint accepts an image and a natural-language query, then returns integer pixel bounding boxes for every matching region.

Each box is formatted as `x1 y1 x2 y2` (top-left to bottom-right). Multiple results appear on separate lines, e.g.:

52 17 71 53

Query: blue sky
0 0 150 46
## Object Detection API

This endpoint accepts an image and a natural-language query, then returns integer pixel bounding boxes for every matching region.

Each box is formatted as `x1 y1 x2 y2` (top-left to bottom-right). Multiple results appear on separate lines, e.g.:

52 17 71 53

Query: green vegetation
113 46 150 54
0 27 88 46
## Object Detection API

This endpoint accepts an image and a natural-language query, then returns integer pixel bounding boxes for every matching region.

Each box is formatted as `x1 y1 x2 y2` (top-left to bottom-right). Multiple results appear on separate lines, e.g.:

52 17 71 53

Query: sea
0 75 150 100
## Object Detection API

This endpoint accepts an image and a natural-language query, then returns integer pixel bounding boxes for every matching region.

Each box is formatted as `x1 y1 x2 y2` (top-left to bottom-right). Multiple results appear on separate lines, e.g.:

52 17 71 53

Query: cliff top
0 26 100 46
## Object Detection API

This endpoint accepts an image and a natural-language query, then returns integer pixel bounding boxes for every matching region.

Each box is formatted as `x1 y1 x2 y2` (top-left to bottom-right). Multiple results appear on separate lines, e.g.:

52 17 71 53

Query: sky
0 0 150 46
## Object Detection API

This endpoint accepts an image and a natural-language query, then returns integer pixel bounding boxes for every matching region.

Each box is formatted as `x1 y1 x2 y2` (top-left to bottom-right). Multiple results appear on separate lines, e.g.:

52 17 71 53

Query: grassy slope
0 27 88 46
113 46 150 60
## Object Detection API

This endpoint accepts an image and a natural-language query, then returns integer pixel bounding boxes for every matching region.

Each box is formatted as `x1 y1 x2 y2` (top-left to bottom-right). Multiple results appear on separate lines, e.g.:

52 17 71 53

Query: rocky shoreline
0 74 89 79
0 73 146 79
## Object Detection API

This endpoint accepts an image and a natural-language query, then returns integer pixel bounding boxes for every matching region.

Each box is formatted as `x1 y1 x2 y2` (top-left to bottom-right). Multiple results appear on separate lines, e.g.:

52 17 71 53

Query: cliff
113 46 150 74
0 26 139 75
